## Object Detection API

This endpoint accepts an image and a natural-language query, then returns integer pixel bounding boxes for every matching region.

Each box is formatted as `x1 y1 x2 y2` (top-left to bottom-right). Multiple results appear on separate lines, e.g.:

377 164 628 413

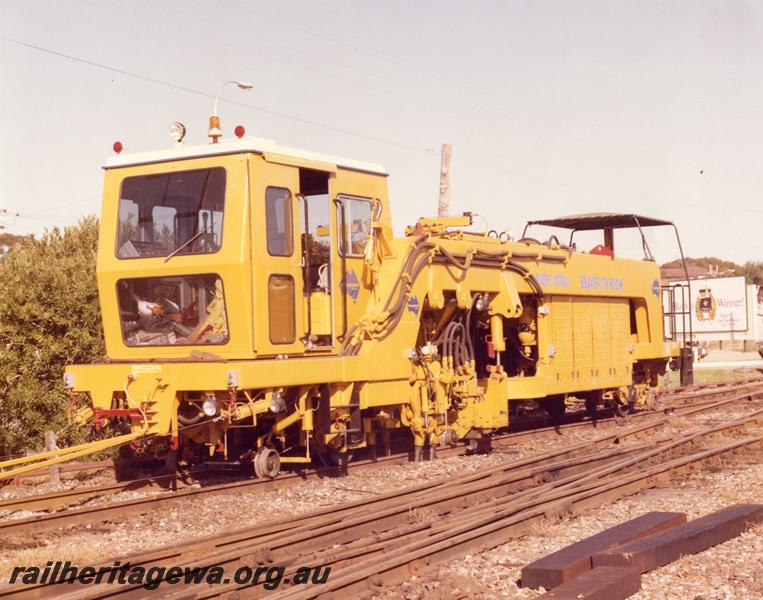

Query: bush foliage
0 218 104 455
661 257 763 285
742 261 763 286
0 232 31 256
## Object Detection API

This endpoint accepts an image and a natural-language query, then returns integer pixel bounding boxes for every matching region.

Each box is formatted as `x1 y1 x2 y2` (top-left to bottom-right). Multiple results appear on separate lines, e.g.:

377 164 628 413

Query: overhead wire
1 35 683 211
218 0 743 173
211 0 679 168
3 28 759 255
0 35 430 155
23 194 102 218
81 0 451 121
17 0 719 195
9 21 747 215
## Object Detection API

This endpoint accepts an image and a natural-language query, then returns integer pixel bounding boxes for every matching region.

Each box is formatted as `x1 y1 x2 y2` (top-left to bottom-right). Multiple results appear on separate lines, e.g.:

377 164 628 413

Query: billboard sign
666 276 748 333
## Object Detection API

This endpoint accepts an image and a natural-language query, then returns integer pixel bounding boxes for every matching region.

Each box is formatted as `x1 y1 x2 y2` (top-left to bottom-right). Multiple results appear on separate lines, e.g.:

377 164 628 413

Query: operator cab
98 128 390 361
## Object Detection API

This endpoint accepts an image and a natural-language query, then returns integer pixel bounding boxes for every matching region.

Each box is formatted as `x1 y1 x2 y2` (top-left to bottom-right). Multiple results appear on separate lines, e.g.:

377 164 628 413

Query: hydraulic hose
340 237 433 355
383 237 433 312
438 246 474 271
177 413 206 427
343 238 548 355
464 297 477 364
385 252 433 321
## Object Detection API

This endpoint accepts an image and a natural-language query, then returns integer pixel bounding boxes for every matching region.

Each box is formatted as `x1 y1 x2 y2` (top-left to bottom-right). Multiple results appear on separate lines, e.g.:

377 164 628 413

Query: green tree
0 232 31 256
742 261 763 285
661 256 743 276
0 217 104 455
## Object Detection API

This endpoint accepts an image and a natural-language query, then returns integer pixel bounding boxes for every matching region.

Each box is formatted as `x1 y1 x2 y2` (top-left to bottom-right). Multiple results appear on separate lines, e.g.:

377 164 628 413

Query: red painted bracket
590 244 614 259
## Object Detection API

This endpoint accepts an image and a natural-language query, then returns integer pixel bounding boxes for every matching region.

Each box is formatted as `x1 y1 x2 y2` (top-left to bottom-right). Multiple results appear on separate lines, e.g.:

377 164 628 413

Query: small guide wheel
253 447 280 479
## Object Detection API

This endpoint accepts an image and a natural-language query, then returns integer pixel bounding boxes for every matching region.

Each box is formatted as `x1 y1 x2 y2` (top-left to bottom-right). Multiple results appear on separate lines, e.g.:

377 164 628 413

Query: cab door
250 159 304 355
328 168 389 343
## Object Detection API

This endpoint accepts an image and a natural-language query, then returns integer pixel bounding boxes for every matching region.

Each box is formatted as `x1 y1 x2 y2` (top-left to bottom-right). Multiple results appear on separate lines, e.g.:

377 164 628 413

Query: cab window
116 168 225 259
117 274 229 346
336 196 372 256
266 187 293 256
268 274 296 343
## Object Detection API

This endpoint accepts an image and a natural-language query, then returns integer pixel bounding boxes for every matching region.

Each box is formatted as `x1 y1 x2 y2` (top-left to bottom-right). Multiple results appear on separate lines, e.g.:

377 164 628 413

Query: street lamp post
208 80 253 143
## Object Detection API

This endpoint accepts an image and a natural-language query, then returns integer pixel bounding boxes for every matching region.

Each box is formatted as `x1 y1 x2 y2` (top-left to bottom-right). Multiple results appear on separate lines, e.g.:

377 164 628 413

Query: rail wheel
253 448 280 479
610 387 637 420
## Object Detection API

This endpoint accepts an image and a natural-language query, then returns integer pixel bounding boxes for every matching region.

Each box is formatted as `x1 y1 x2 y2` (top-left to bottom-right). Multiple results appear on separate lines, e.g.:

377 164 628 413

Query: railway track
1 382 762 598
1 380 761 538
303 419 763 600
4 376 752 501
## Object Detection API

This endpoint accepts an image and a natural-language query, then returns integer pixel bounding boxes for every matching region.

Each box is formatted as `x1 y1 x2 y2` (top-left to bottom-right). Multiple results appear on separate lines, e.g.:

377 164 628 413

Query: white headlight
63 372 75 389
169 121 186 143
202 398 218 417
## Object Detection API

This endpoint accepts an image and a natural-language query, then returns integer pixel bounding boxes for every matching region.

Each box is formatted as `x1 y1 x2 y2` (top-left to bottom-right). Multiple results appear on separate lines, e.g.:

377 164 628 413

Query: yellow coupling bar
0 430 148 481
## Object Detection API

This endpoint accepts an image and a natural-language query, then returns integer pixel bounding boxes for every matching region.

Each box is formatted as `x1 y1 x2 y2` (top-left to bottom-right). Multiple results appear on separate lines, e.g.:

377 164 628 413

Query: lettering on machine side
580 275 623 291
535 274 570 289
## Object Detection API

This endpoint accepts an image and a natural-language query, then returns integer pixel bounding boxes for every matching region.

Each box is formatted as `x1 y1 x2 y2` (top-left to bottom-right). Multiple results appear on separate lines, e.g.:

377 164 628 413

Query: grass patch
692 368 763 385
660 367 762 387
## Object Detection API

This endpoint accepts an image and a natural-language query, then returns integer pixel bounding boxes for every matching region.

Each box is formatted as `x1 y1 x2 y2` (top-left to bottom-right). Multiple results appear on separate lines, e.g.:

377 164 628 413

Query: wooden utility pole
437 143 452 218
45 430 60 485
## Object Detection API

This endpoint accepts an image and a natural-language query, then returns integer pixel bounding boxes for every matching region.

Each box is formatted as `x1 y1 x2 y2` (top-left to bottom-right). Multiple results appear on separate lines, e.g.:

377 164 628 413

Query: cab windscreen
116 168 225 259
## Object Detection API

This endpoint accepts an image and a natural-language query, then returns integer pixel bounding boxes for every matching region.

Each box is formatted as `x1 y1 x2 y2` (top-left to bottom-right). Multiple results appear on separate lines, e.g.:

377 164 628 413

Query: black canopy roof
526 212 674 231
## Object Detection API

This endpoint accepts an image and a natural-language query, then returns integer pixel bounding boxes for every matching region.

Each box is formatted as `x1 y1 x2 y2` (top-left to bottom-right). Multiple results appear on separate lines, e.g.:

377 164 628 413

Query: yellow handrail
0 430 149 480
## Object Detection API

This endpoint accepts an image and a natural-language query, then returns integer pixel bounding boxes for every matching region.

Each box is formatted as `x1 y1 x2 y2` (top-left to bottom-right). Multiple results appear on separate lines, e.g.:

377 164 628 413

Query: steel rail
112 411 763 599
4 394 762 600
1 384 759 540
4 379 758 519
165 407 763 599
0 444 655 599
297 435 763 600
263 411 763 599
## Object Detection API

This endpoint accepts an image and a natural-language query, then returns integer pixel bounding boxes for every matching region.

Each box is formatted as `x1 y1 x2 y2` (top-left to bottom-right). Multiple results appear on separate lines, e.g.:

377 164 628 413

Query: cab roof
527 212 674 230
104 136 388 176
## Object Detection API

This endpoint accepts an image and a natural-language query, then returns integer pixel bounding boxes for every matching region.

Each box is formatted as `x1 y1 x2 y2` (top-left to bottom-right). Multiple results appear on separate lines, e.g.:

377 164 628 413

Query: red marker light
234 125 245 139
113 141 123 154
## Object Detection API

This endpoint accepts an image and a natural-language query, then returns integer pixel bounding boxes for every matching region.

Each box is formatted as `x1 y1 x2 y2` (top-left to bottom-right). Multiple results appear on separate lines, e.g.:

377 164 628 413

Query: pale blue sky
1 0 762 263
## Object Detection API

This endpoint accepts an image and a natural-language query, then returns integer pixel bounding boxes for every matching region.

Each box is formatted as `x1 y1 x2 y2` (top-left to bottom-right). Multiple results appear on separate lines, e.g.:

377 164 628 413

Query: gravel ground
0 469 116 502
0 452 514 578
0 404 759 594
0 412 656 578
373 443 763 599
